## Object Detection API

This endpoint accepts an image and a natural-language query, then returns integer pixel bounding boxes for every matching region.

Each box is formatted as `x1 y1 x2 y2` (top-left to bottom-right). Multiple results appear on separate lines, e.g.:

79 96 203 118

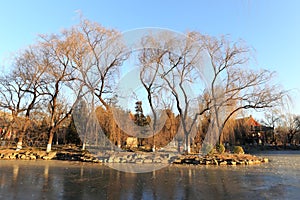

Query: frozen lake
0 151 299 200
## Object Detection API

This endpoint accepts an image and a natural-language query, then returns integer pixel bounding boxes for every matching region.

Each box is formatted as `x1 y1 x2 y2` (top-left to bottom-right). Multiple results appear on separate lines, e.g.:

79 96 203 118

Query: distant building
235 115 274 145
126 137 138 148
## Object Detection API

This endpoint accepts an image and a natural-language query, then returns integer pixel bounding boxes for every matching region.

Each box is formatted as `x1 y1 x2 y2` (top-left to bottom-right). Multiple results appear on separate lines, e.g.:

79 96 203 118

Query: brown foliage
95 107 180 150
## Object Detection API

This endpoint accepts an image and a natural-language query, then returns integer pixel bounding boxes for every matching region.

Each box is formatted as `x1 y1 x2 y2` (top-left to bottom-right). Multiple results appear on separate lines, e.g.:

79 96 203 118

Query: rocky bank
0 147 269 166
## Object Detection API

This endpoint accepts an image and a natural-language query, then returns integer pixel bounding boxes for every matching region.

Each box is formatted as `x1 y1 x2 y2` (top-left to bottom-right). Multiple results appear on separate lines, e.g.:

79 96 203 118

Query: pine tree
134 101 149 126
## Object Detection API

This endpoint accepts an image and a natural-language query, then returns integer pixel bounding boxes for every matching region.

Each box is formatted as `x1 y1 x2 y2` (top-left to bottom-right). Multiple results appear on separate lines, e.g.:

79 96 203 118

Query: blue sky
1 0 300 116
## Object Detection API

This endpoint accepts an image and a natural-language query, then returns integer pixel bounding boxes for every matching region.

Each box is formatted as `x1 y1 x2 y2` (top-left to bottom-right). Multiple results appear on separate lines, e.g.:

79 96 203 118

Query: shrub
202 143 214 155
233 146 244 154
216 144 225 154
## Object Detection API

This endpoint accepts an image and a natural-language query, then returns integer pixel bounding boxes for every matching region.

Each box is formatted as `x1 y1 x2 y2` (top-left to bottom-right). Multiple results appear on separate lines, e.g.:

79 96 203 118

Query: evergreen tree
134 101 149 126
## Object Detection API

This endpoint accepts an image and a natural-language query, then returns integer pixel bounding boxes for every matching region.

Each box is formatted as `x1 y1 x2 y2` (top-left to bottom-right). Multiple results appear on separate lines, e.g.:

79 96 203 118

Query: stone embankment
172 153 269 165
0 149 57 160
0 148 268 166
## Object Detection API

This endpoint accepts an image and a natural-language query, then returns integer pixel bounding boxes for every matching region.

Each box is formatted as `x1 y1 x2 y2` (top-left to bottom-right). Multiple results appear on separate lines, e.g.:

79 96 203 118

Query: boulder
108 156 115 163
192 160 200 165
219 161 227 165
245 160 254 165
237 160 245 165
43 152 57 160
205 160 211 165
153 158 162 163
212 159 218 165
135 158 143 164
228 161 236 165
3 154 10 160
161 159 169 164
173 159 182 164
143 159 153 163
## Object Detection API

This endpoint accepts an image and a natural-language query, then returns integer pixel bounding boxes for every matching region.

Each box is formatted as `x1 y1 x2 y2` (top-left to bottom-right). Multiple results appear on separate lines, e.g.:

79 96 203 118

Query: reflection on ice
106 163 168 173
0 152 299 200
12 165 18 183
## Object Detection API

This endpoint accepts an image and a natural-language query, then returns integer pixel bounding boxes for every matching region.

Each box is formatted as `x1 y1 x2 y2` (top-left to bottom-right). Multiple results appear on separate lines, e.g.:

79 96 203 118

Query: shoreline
0 146 272 166
243 144 300 154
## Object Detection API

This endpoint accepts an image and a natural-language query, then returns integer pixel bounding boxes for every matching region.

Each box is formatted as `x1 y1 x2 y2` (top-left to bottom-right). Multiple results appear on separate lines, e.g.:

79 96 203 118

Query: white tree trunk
187 144 191 154
185 135 191 154
16 142 22 151
152 145 156 152
46 143 52 153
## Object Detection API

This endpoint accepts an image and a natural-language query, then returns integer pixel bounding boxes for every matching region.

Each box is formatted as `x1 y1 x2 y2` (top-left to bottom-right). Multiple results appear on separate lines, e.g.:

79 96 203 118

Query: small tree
216 143 225 154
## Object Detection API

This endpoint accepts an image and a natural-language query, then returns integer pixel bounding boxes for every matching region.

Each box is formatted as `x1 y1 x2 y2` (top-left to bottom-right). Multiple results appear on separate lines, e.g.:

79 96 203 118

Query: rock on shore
0 149 56 160
172 153 269 165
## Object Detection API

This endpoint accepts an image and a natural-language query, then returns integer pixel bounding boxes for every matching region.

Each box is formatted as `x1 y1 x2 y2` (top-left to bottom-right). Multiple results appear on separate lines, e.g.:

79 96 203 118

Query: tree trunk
16 118 31 151
16 138 23 151
218 128 223 145
152 131 156 152
117 128 121 148
185 134 190 153
82 125 87 151
46 129 54 153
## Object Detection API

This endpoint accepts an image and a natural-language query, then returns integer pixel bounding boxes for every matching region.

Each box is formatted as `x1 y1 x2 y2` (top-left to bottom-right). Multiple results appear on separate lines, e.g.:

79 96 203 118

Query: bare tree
36 19 128 151
262 108 282 144
0 73 27 146
138 35 170 151
0 45 48 150
141 32 286 153
77 19 128 108
0 20 287 155
76 19 128 147
12 46 48 150
38 30 82 152
276 114 300 145
156 32 205 153
195 34 286 146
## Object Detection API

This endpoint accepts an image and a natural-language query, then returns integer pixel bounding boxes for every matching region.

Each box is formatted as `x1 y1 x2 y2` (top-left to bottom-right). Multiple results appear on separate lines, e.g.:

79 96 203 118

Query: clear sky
1 0 300 116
